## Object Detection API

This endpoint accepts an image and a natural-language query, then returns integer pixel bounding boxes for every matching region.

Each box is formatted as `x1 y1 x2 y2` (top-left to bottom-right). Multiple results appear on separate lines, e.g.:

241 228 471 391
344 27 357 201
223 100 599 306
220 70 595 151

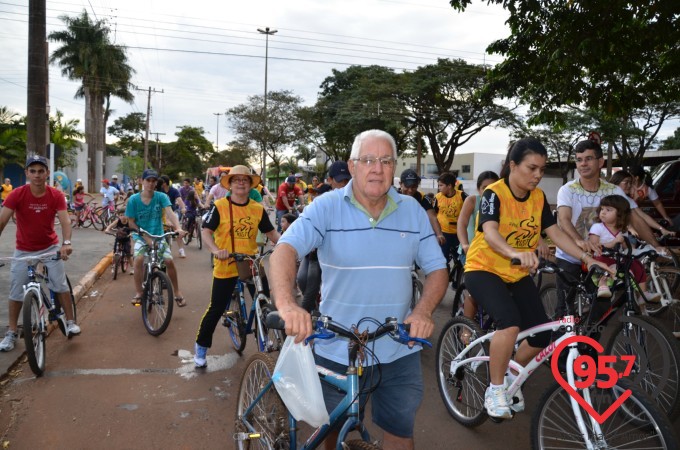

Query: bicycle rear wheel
235 353 289 450
436 316 490 427
113 253 120 280
54 275 77 337
142 270 174 336
256 300 284 353
532 379 679 449
22 290 47 376
225 291 247 354
605 314 680 421
91 210 104 231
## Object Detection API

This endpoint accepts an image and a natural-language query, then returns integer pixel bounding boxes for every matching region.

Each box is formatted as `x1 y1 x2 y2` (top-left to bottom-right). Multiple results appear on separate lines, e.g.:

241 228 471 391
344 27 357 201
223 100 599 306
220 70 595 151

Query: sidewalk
0 221 113 377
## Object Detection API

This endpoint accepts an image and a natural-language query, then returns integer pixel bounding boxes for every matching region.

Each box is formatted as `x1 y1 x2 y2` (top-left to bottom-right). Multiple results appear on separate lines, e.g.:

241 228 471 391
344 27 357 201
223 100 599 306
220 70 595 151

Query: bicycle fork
565 345 605 450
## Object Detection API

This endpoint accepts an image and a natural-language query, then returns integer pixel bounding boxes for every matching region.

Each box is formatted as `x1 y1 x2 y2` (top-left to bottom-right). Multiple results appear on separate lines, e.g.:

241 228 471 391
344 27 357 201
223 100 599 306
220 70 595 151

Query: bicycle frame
230 257 274 352
449 315 606 450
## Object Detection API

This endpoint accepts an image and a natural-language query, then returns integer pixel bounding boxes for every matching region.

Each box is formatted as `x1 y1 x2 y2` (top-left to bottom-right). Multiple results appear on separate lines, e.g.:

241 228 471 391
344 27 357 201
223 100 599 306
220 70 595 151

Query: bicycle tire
120 252 129 273
113 253 120 280
142 270 174 336
81 212 93 228
605 314 680 421
226 291 247 354
532 379 679 450
539 282 560 321
197 221 202 250
22 290 46 376
451 283 469 317
91 211 104 231
182 218 191 245
436 316 490 427
256 301 284 353
235 353 289 450
410 274 423 310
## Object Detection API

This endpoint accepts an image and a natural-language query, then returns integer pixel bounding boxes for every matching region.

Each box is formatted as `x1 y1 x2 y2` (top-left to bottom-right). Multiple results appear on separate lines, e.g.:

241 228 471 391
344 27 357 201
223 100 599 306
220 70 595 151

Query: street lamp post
213 112 222 151
257 26 277 182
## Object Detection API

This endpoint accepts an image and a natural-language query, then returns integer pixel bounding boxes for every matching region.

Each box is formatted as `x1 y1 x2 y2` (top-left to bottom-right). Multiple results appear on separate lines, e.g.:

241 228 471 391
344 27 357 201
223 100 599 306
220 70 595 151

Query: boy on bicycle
104 208 134 275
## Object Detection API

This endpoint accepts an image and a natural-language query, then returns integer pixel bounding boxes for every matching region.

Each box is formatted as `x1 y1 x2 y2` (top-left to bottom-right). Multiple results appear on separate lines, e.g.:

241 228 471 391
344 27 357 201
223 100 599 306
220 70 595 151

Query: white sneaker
66 321 81 337
179 248 186 258
505 374 525 413
194 342 207 368
0 330 18 352
484 385 513 419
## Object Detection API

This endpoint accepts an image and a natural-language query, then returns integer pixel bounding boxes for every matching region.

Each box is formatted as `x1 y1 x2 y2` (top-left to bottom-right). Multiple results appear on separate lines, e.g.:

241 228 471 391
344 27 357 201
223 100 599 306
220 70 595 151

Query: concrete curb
1 252 113 379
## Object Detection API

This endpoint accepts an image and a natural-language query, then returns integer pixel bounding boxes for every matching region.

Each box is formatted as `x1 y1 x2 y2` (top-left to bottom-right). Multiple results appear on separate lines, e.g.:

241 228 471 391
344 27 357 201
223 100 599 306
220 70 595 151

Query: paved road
0 233 677 448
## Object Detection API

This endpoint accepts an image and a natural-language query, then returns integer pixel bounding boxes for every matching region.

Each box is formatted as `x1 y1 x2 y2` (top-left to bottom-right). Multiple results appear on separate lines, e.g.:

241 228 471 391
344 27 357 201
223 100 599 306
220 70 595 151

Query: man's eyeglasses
575 156 599 164
353 156 395 167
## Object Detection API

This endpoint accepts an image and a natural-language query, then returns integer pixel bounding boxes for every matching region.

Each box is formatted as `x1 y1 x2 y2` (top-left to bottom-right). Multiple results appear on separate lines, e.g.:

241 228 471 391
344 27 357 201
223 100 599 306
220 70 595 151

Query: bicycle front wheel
113 253 120 280
22 290 47 376
605 314 680 421
226 291 247 354
436 316 489 427
235 353 289 450
256 300 284 353
532 379 679 449
142 270 174 336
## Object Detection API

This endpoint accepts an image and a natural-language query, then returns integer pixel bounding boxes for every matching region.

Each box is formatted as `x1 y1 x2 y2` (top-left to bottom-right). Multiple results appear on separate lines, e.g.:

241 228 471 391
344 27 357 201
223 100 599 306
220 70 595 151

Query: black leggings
465 271 551 348
196 277 238 348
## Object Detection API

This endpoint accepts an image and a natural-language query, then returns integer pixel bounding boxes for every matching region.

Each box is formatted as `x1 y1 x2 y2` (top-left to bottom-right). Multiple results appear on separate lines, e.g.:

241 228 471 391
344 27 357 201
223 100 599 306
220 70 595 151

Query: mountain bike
134 228 177 336
436 260 678 448
0 252 76 376
539 242 680 420
234 312 431 449
222 250 283 355
77 201 104 230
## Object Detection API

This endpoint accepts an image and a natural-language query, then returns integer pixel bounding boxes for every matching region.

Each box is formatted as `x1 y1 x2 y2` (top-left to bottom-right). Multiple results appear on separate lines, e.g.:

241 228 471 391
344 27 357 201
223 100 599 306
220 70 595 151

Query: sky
3 0 516 155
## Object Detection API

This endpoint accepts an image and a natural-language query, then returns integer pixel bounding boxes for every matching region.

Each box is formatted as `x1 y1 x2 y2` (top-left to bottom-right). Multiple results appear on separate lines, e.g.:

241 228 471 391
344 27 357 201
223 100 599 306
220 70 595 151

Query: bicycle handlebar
231 250 273 262
265 311 432 348
132 227 178 239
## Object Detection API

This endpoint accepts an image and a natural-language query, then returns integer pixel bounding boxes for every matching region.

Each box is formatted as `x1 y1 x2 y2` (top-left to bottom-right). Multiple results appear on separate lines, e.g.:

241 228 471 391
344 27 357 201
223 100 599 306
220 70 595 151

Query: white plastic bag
272 336 329 427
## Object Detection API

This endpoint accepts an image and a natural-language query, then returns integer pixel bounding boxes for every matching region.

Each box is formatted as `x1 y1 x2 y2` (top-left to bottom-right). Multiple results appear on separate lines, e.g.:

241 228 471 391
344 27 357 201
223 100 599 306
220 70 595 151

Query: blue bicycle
222 250 284 355
233 312 431 450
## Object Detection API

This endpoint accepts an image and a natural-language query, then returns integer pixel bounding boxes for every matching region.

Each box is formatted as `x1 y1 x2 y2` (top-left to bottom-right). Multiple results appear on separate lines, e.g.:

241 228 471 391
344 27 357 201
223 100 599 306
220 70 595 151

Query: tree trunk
84 87 96 192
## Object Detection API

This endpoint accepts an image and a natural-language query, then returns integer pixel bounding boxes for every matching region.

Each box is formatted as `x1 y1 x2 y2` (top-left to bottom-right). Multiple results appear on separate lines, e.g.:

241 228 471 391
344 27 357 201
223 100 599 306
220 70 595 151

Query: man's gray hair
349 130 397 160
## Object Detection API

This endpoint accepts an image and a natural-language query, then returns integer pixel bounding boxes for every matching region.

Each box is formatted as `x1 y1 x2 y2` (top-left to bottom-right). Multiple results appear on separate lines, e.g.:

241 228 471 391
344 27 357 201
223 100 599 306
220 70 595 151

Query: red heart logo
550 335 632 424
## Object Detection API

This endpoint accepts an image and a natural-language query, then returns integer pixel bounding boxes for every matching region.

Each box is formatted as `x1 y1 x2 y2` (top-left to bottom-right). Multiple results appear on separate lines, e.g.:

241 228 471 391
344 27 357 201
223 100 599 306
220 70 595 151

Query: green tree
206 139 256 168
49 10 135 191
0 107 26 169
293 144 316 167
661 128 680 150
402 58 518 172
226 90 304 185
108 112 147 154
49 110 84 168
160 126 215 179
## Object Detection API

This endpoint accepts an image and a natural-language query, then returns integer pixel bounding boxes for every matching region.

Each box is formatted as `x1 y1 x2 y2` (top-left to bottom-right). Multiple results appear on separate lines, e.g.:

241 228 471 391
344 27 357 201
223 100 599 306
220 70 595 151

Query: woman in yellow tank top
464 138 611 419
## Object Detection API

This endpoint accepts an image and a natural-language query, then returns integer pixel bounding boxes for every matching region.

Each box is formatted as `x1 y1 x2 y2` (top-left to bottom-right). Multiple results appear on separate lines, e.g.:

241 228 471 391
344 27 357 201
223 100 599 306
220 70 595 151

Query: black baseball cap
400 169 420 187
328 161 351 182
25 154 48 169
142 169 159 180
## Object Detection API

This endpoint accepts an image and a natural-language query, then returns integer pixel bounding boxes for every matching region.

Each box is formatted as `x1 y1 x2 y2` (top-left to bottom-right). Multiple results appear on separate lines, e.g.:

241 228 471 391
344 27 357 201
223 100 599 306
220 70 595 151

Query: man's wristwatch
63 240 72 245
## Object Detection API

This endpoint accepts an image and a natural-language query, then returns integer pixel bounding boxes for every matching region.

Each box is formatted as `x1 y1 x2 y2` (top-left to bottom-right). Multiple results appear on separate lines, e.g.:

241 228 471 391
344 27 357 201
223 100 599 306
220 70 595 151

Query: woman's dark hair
596 194 631 230
608 171 632 187
74 185 84 194
501 137 547 177
631 166 652 187
574 139 603 158
476 171 500 189
186 190 198 208
437 171 457 186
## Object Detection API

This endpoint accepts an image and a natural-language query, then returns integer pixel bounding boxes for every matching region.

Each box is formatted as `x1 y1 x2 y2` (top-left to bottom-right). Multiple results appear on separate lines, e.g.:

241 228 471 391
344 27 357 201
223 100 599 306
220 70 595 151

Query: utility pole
136 86 163 169
27 0 48 157
257 27 277 181
150 132 166 171
213 112 222 151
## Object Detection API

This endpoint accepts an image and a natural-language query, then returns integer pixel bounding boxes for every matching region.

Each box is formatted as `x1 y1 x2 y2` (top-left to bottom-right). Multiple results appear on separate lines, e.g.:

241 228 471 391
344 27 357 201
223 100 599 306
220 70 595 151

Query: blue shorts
314 352 423 438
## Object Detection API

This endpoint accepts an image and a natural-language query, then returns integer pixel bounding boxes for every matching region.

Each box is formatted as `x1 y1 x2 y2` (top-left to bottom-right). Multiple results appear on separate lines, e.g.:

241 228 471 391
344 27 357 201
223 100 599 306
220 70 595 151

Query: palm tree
49 10 135 191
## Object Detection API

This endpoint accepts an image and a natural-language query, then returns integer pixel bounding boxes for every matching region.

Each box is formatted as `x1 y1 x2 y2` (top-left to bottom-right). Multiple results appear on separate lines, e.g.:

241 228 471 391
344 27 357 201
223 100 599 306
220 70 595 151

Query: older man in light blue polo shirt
269 129 448 449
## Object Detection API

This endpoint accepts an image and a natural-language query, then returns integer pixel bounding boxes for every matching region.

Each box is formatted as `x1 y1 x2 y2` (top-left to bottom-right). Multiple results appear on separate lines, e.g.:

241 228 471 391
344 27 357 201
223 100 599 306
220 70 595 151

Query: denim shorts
314 351 423 438
9 245 69 301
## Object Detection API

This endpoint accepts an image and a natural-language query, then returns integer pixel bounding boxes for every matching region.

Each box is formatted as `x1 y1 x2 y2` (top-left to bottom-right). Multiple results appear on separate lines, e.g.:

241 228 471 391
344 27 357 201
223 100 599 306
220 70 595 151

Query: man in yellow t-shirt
294 173 307 199
433 171 467 270
1 178 13 205
193 176 205 200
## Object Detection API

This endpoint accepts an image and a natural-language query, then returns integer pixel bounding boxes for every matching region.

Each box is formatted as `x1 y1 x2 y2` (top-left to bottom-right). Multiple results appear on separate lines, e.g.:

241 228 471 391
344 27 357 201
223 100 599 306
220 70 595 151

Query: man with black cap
275 175 305 232
0 155 80 351
399 169 444 244
125 169 188 307
316 160 352 195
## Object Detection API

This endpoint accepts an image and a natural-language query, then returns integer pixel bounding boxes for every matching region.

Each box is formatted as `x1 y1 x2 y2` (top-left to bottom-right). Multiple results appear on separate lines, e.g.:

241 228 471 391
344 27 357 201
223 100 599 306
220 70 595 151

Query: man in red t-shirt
0 155 80 352
275 175 304 232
